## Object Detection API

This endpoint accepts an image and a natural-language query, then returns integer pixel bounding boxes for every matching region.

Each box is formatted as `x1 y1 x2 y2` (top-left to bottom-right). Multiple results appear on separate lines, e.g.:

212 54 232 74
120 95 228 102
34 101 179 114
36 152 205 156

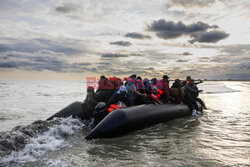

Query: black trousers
195 98 205 107
182 96 199 111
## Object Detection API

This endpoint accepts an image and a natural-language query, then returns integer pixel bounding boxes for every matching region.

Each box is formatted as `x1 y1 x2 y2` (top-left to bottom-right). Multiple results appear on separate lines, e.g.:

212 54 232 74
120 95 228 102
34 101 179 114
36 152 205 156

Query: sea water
0 80 249 167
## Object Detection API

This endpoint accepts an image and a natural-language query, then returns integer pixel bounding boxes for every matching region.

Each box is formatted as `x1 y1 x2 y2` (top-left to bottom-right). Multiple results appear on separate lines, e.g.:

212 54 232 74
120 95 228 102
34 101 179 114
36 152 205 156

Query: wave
0 116 84 166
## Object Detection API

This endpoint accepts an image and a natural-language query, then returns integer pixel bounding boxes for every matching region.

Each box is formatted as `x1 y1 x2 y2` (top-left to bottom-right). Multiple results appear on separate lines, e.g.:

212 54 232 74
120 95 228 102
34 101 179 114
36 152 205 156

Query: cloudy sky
0 0 249 80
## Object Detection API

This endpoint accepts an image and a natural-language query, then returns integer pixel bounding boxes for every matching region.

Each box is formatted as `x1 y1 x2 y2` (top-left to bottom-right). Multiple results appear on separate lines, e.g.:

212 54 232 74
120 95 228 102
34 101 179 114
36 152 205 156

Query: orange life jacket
107 104 122 112
151 89 163 101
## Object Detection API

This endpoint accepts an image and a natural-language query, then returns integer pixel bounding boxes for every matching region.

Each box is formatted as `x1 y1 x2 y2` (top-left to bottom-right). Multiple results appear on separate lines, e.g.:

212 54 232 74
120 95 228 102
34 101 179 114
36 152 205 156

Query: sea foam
0 116 84 165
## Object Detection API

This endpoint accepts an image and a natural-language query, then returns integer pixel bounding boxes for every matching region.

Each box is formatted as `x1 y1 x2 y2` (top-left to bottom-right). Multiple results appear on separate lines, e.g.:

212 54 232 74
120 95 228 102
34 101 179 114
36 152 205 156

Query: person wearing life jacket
95 77 114 103
186 76 203 85
186 76 191 84
124 76 137 94
92 102 124 128
109 77 123 91
150 86 165 104
106 85 134 108
156 75 170 103
136 76 145 94
150 78 157 88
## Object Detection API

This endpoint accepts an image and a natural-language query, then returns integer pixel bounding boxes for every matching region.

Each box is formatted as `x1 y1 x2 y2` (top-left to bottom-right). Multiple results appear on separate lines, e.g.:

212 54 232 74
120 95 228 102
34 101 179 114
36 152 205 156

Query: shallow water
0 80 249 166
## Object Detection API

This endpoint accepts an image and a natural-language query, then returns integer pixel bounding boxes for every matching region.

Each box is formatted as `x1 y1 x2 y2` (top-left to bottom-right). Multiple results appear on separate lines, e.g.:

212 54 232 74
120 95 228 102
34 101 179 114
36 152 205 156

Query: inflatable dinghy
85 102 202 140
47 101 90 120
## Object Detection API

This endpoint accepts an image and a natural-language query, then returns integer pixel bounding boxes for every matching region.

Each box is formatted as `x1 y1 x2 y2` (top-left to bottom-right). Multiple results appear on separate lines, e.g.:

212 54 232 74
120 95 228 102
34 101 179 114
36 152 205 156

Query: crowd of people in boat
84 74 206 127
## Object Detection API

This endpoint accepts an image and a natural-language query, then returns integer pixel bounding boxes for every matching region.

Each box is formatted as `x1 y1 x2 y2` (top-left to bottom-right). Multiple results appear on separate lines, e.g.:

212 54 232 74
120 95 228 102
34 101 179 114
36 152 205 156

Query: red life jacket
109 77 123 89
151 89 163 101
136 79 145 93
107 104 122 112
156 80 170 96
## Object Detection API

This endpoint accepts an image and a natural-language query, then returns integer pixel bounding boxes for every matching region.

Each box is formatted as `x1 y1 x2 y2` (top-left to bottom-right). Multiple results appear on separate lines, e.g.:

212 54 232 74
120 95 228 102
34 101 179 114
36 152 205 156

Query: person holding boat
189 79 207 109
82 86 98 119
183 80 203 116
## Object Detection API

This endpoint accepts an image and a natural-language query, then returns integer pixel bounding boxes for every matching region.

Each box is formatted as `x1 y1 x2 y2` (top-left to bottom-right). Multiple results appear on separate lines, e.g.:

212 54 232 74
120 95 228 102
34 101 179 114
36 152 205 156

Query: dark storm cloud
182 52 193 55
125 32 151 39
176 59 190 62
145 67 155 70
169 0 216 8
0 38 83 55
96 62 111 65
219 44 250 56
189 30 229 43
102 53 129 58
101 53 145 58
198 57 210 62
109 41 132 46
73 62 91 66
55 3 78 13
0 51 92 73
148 19 229 43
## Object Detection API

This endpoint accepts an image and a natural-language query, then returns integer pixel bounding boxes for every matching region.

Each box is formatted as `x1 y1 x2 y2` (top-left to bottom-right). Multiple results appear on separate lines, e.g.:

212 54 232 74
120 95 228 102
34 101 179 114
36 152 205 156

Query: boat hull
85 102 201 140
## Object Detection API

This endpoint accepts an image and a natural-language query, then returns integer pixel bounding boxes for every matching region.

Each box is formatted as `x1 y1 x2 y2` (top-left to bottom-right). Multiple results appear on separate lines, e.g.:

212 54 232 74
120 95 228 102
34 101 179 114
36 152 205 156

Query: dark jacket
106 92 134 107
184 83 199 98
83 92 98 118
133 91 149 105
171 82 182 89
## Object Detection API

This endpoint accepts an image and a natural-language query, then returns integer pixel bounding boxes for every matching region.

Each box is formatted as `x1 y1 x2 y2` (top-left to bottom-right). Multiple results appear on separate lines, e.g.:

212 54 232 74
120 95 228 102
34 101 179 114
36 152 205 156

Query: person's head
100 75 105 80
163 75 169 81
119 85 127 97
131 74 136 78
95 102 106 112
87 86 95 93
175 79 180 83
137 76 142 80
151 78 156 85
152 86 158 94
186 76 191 81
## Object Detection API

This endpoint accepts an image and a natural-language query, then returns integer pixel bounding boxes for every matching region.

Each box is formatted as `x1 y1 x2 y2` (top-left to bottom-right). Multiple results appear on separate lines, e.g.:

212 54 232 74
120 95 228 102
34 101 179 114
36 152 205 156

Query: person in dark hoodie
143 78 151 96
190 79 207 109
106 85 134 107
82 86 98 119
183 80 203 116
171 79 182 89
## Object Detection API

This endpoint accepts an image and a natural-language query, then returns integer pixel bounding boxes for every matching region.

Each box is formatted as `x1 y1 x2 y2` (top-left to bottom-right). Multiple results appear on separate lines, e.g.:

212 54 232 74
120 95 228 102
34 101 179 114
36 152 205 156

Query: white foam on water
47 159 67 167
0 116 84 165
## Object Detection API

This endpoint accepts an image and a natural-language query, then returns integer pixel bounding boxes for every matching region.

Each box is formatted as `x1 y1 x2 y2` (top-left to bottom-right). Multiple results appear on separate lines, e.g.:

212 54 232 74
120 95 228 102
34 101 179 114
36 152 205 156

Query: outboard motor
92 102 108 128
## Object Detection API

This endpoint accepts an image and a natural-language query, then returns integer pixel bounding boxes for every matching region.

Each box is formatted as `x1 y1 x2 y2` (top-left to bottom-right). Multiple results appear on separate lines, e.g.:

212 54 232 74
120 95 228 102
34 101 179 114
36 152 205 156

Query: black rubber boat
85 102 202 140
47 101 89 120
